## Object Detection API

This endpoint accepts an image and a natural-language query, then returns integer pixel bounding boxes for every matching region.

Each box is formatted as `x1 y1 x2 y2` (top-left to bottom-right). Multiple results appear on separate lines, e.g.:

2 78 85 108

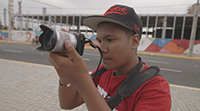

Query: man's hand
48 40 89 86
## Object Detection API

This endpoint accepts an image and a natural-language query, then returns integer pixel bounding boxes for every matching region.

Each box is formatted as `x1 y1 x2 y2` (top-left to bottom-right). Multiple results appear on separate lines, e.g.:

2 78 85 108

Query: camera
37 25 86 55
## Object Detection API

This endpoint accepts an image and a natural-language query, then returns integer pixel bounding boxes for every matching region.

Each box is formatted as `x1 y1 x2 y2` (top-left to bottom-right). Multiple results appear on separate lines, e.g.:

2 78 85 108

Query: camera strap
85 39 104 77
107 66 160 110
91 58 160 110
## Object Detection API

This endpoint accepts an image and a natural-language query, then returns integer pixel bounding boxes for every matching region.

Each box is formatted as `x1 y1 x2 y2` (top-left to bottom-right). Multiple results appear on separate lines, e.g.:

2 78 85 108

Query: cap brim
83 16 132 31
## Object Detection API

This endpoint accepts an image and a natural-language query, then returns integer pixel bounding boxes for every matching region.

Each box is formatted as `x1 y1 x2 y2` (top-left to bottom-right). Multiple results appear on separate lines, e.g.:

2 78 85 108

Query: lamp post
8 0 14 41
188 0 199 57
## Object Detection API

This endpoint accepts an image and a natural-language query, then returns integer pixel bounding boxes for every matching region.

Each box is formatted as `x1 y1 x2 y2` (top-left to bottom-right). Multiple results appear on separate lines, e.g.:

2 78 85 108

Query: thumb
65 40 80 61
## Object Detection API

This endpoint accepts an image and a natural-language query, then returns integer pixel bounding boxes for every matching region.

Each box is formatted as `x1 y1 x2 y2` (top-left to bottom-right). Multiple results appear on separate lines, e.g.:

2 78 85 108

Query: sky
0 0 198 16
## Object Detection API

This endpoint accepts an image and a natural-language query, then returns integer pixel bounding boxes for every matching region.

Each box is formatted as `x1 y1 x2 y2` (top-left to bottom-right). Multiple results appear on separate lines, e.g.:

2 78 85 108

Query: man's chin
103 63 114 70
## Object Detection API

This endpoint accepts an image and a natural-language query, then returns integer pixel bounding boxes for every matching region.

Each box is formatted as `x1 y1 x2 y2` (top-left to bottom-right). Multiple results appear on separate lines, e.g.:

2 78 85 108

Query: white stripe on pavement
84 53 99 56
144 59 169 64
170 84 200 91
3 49 23 53
160 67 182 73
83 58 90 61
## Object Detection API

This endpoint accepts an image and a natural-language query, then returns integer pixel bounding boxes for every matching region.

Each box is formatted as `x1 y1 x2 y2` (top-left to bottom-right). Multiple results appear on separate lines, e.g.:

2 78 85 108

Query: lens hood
37 25 57 51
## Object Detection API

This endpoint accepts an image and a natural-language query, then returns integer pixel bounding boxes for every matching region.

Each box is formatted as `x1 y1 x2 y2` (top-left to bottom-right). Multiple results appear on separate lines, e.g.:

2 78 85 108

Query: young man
48 4 171 111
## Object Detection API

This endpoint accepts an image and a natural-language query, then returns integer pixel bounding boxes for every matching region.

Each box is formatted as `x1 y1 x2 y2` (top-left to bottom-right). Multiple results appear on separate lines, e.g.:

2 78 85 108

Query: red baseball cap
83 4 143 37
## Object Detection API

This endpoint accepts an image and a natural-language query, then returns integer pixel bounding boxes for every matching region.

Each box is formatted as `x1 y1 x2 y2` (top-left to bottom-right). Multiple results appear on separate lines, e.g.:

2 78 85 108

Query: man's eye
97 40 101 43
108 39 114 42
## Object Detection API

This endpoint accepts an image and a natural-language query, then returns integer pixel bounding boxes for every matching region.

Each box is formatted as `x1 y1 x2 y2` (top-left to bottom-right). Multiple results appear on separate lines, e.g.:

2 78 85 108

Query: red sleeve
134 76 171 111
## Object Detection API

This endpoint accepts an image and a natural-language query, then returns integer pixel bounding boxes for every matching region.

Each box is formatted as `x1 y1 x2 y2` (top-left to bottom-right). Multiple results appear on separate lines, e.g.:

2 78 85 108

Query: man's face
96 23 136 70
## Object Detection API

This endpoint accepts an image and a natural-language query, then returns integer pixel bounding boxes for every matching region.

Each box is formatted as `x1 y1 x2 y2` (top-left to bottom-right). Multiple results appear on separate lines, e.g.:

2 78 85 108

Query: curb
137 51 200 60
0 40 32 45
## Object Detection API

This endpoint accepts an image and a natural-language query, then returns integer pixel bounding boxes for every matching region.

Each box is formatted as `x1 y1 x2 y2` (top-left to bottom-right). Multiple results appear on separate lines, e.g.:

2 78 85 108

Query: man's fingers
48 52 60 68
65 41 81 62
48 52 70 68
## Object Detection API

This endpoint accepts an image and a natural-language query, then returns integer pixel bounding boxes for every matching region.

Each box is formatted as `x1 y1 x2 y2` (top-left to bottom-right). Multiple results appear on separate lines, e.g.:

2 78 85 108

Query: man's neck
115 56 140 76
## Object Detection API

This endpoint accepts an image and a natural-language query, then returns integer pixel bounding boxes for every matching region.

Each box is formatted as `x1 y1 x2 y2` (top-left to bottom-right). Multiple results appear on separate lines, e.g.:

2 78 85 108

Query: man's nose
99 42 108 54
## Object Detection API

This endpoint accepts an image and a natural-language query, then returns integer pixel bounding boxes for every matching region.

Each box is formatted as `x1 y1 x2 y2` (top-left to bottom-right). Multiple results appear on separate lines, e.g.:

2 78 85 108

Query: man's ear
129 34 140 49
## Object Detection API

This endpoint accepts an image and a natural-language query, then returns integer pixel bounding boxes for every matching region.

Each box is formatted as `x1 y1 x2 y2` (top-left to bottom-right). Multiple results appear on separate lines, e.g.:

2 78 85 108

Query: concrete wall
138 37 200 55
1 30 200 55
0 30 42 42
0 30 8 40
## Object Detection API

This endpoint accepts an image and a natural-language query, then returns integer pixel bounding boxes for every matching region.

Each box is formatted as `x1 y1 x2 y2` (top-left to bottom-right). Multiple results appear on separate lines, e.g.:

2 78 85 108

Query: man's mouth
103 57 111 62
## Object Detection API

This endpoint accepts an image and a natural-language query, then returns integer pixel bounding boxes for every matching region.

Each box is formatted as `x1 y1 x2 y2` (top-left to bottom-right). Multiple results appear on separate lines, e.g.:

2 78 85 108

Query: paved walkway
0 58 200 111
